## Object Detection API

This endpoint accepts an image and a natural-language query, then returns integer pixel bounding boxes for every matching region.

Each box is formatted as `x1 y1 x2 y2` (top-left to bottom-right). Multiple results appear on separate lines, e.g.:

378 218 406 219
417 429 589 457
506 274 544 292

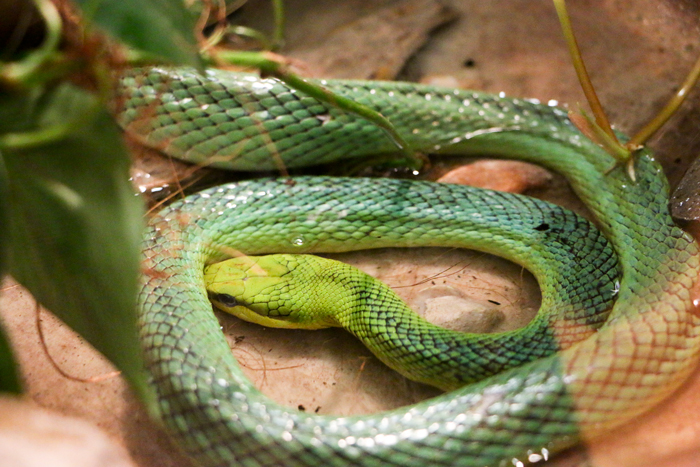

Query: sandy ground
2 0 700 466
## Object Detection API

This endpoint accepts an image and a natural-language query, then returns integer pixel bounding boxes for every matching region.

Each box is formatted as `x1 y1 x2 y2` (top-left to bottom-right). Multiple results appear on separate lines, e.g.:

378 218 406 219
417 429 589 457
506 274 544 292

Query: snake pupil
213 293 238 308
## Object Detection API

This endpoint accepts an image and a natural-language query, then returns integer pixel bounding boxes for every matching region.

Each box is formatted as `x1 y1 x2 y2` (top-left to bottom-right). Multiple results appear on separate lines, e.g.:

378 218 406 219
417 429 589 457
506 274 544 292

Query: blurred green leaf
0 145 7 275
0 83 155 408
0 321 21 394
73 0 202 68
0 319 21 394
0 155 22 395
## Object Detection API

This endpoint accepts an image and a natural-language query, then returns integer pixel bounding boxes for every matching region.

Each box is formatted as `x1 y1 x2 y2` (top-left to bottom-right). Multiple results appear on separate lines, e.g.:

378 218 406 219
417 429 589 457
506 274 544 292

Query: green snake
121 66 700 466
203 243 617 391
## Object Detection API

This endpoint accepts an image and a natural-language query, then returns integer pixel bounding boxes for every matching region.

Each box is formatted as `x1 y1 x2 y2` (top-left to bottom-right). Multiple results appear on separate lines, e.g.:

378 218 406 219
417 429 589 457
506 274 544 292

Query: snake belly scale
126 67 700 466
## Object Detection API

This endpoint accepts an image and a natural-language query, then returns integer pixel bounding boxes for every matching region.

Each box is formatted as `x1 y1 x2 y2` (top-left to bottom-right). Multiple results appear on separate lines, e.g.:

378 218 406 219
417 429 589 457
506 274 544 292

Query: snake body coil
125 68 700 466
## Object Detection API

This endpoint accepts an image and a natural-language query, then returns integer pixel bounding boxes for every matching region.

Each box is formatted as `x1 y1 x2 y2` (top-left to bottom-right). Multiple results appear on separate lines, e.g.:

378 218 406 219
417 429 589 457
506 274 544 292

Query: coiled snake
121 67 700 466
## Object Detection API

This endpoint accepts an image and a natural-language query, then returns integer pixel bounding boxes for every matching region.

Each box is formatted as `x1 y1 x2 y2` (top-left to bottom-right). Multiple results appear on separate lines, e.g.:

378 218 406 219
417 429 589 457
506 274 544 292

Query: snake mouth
207 290 306 329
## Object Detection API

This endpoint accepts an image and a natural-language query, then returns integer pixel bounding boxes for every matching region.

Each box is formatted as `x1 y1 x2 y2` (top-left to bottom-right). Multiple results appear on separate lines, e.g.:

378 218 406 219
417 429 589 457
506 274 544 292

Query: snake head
204 254 339 330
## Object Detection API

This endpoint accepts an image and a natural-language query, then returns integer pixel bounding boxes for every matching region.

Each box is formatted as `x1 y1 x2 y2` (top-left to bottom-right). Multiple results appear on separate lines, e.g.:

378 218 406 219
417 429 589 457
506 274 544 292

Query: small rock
437 160 552 193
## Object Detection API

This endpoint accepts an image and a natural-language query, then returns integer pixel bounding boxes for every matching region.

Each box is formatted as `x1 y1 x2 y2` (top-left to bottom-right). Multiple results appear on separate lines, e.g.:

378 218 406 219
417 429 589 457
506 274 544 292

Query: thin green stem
205 1 285 52
225 25 274 50
0 98 102 150
553 0 624 153
0 0 62 87
0 121 74 149
271 0 286 50
213 50 422 169
628 53 700 147
578 109 630 162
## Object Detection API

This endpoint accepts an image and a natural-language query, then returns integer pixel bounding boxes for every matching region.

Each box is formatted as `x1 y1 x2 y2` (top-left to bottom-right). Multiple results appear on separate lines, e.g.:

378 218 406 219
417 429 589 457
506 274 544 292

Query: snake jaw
209 295 304 329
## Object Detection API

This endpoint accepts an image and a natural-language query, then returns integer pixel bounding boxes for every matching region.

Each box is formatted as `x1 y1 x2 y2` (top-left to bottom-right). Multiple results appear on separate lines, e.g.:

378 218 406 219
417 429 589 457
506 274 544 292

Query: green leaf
0 83 155 408
0 320 21 394
73 0 202 68
0 155 22 395
0 142 8 275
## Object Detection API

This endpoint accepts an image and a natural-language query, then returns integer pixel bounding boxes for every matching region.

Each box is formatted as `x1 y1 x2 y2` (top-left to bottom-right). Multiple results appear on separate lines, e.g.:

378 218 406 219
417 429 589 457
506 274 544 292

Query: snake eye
213 293 238 308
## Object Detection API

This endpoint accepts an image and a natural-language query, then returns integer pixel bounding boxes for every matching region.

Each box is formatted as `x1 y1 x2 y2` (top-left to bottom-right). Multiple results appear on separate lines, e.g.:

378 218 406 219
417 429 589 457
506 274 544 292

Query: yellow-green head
204 254 359 330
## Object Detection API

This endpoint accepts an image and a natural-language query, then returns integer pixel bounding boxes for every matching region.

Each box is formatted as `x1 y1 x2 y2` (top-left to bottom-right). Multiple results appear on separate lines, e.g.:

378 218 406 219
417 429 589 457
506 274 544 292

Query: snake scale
120 66 700 466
